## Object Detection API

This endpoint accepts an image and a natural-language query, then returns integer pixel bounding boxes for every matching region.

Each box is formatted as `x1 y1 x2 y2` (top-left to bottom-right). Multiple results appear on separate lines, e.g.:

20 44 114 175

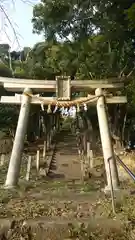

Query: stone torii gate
0 76 127 190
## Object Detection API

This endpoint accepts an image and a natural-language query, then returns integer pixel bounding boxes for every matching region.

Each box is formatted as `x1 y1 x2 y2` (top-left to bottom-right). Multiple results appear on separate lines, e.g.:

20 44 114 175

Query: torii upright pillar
95 88 119 191
5 88 32 188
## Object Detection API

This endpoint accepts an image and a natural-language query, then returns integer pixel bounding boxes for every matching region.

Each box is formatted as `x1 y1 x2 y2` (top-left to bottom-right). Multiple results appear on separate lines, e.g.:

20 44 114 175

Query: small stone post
0 154 5 167
95 88 119 191
36 150 40 172
5 88 32 188
87 142 94 169
26 155 32 181
43 141 46 160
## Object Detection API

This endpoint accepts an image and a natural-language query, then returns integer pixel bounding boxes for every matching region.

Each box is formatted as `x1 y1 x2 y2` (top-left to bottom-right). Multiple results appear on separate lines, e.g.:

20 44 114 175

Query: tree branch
0 0 37 48
0 3 21 48
127 65 135 78
118 63 128 78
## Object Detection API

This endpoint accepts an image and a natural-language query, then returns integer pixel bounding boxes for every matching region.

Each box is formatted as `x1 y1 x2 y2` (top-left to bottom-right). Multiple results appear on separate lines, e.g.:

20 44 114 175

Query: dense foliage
0 0 135 141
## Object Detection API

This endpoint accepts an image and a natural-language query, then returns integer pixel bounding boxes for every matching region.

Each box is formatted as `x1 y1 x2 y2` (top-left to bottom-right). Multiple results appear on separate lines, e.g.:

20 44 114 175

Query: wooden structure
0 76 127 190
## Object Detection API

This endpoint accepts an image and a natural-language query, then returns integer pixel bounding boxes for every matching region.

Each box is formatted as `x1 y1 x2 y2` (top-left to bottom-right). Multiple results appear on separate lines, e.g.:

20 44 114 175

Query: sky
0 0 43 51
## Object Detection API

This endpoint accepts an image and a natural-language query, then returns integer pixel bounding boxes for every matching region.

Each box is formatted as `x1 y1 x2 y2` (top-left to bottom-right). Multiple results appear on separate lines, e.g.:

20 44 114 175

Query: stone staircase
48 129 81 180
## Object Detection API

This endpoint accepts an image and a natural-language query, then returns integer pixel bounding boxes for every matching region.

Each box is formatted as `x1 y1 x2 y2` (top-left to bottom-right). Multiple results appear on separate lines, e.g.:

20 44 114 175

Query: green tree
0 63 12 77
31 0 135 146
32 0 95 41
32 0 135 78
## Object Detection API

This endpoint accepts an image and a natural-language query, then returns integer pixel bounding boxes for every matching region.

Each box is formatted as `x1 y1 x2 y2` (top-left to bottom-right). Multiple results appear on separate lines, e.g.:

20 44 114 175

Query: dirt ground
0 129 135 239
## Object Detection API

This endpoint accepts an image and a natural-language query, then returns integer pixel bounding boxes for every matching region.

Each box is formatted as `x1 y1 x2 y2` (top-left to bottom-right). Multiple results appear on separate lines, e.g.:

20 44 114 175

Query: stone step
0 216 123 229
45 144 56 175
0 215 127 240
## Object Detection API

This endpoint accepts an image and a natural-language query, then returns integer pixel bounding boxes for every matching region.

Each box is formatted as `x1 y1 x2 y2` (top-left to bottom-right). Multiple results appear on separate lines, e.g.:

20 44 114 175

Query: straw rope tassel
77 104 80 112
47 104 52 113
